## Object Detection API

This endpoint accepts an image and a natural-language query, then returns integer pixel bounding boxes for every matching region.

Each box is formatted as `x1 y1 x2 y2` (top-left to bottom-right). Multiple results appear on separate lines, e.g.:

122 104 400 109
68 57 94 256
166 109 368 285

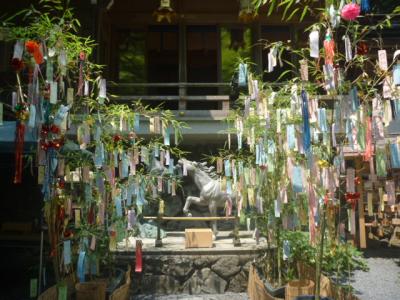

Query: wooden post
233 215 241 247
356 158 367 248
155 214 163 247
178 21 187 110
252 21 262 77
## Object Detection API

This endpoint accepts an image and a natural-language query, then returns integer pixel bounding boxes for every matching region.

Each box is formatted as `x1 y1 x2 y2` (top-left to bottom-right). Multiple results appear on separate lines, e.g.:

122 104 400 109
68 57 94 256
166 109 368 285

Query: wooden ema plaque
185 228 213 248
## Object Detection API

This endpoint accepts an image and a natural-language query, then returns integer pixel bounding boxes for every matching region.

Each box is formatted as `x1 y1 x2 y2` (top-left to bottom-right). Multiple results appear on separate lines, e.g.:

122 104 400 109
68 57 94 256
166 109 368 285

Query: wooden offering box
185 228 213 248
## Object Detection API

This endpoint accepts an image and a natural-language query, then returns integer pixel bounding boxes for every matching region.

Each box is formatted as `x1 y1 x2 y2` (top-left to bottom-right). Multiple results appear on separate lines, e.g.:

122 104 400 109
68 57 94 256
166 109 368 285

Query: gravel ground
132 293 248 300
351 248 400 300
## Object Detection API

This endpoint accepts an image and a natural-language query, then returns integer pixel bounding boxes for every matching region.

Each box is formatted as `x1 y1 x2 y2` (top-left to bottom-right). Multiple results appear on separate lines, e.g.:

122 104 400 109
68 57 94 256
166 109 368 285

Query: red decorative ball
113 135 122 143
50 124 60 134
357 42 368 55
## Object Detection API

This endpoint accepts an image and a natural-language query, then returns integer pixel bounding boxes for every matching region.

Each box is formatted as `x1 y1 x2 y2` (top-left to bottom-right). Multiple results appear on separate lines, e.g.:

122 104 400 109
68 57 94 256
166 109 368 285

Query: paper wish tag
300 59 309 81
50 81 58 104
99 78 107 101
393 64 400 86
63 240 71 265
13 40 24 60
367 193 373 216
67 87 74 104
343 35 352 62
309 29 320 58
383 76 392 99
378 50 388 71
90 236 96 251
238 63 247 87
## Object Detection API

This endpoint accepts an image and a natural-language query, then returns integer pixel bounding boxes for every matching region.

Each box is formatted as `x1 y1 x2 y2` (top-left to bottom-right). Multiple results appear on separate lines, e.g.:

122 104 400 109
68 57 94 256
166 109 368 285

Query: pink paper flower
341 3 360 21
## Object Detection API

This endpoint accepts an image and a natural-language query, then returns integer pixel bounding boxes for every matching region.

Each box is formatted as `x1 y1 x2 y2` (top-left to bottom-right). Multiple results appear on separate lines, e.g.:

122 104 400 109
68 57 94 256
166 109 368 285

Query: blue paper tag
224 160 231 177
94 125 102 142
287 124 296 150
63 240 71 265
113 149 118 167
77 251 86 282
394 64 400 85
134 113 140 131
121 152 129 178
318 108 328 133
390 143 400 168
226 179 232 194
238 63 247 87
94 142 105 168
164 127 170 146
292 166 303 193
84 184 92 202
169 158 174 174
115 194 123 217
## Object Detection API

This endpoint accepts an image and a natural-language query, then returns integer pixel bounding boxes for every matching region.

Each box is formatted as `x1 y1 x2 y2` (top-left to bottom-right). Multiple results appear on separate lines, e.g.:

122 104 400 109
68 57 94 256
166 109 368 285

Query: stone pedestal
115 231 269 295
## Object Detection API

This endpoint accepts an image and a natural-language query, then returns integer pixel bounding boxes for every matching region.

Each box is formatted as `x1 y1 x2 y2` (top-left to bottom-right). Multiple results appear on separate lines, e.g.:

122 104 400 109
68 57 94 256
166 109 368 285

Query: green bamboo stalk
315 204 326 300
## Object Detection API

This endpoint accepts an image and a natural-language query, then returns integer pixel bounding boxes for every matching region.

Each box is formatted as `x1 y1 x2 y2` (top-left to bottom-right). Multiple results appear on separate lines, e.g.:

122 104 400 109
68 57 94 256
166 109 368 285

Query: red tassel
135 240 143 273
14 123 25 184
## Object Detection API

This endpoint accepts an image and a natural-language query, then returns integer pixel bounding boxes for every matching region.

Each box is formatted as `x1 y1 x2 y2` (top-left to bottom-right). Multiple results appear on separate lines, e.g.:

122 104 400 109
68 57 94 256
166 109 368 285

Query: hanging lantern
238 0 257 23
153 0 177 23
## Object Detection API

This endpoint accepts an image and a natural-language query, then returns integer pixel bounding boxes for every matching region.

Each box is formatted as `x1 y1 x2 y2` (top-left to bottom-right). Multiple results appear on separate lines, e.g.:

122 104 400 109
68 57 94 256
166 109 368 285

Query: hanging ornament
135 240 143 272
25 40 43 65
341 3 360 21
345 192 360 210
361 0 371 13
238 0 258 23
323 29 335 65
153 0 177 23
356 41 368 56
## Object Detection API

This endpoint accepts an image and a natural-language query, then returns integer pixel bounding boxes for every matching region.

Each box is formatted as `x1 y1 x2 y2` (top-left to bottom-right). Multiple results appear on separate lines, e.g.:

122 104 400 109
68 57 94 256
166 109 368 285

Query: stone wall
117 251 265 295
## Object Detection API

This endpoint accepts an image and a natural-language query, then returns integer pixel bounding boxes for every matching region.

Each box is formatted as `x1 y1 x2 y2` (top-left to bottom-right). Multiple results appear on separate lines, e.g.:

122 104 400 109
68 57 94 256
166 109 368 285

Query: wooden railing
108 82 231 111
143 215 241 247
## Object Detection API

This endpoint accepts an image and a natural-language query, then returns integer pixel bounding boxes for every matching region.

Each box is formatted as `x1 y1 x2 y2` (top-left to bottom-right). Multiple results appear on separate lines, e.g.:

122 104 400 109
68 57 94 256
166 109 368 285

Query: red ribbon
135 240 143 273
14 123 25 184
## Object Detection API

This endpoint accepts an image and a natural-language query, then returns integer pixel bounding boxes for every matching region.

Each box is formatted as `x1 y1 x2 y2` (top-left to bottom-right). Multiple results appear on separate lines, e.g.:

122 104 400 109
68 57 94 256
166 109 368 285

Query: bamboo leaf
267 0 277 16
300 5 309 22
282 0 295 20
286 7 300 21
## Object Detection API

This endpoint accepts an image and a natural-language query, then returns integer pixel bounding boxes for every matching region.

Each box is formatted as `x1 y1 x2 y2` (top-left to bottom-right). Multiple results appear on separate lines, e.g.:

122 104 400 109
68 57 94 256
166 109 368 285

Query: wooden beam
143 216 236 221
108 82 230 87
114 95 230 101
356 158 367 249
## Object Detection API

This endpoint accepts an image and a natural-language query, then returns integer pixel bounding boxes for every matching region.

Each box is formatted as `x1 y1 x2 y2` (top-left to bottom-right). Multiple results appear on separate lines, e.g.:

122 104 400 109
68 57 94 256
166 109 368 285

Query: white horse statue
178 158 234 236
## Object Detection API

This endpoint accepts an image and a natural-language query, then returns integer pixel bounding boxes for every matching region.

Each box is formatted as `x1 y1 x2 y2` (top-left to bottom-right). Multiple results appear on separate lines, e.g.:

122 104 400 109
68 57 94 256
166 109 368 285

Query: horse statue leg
209 200 218 239
183 195 202 217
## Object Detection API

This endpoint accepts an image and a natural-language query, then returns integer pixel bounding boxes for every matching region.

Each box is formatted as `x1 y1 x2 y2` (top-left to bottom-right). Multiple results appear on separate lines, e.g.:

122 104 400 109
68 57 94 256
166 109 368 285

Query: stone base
116 231 268 295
